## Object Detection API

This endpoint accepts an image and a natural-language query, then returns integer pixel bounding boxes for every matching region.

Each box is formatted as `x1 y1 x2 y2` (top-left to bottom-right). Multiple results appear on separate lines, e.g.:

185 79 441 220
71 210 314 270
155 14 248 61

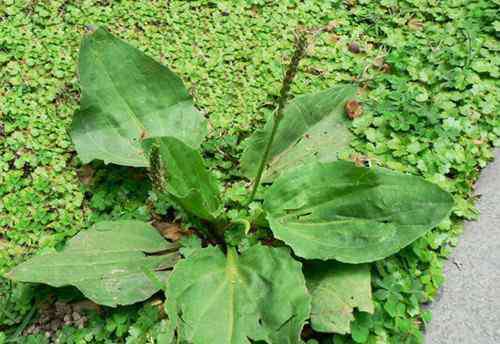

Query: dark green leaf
165 245 311 344
71 27 206 167
264 161 454 263
305 261 373 334
7 221 179 307
146 136 222 221
241 86 356 182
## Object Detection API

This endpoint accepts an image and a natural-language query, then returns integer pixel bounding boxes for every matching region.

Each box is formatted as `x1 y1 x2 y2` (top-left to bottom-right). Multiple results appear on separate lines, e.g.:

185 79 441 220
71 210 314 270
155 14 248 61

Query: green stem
7 305 36 342
142 267 165 291
463 29 472 70
232 218 251 234
247 30 309 204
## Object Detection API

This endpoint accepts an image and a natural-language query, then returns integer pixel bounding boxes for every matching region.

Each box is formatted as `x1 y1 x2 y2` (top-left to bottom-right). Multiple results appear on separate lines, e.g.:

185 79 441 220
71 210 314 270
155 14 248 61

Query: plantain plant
8 28 454 343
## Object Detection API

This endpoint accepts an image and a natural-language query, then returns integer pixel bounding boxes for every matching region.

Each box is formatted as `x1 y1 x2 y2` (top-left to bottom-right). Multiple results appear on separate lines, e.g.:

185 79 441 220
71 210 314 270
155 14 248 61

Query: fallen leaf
71 300 100 313
348 42 361 54
325 20 339 32
345 100 363 119
77 165 94 186
408 18 424 30
153 222 184 241
329 34 340 44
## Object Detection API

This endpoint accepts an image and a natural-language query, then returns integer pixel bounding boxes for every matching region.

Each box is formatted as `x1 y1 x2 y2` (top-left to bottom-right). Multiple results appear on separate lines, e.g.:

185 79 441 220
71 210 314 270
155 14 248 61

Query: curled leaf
144 137 222 221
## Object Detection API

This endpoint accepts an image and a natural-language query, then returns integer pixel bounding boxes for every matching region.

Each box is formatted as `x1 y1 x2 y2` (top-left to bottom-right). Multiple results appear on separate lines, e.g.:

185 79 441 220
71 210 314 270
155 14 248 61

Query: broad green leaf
146 137 222 221
71 27 206 167
7 221 179 307
264 161 454 263
305 261 373 334
241 86 356 182
165 245 311 344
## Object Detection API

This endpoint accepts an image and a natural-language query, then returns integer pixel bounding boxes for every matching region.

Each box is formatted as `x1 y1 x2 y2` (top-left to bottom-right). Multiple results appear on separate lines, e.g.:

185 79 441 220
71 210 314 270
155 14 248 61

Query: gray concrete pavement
425 149 500 344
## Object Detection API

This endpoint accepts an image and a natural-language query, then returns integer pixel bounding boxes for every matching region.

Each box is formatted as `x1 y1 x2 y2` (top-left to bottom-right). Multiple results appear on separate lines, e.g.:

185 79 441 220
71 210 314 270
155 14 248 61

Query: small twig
247 29 310 203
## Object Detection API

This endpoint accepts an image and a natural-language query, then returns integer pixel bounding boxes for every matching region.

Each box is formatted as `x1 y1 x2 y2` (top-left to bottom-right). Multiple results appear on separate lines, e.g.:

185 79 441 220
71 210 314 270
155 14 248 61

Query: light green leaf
241 86 356 182
165 245 311 344
71 27 206 167
146 136 222 221
7 221 179 307
264 161 454 263
305 261 373 334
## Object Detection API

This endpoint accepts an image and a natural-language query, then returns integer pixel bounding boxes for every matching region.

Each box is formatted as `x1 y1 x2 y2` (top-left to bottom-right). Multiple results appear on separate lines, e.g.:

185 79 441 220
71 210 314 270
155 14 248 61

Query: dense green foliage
6 27 453 343
0 0 498 343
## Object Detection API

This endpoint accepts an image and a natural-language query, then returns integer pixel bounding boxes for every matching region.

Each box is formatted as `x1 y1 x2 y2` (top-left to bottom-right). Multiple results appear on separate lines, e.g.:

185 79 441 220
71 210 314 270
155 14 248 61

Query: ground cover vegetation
0 1 498 343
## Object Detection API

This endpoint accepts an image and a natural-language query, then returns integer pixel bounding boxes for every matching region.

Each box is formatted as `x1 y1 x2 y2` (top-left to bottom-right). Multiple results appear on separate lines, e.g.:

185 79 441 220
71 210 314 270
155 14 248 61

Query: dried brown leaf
325 20 339 32
408 18 424 30
77 165 95 186
348 42 361 54
153 222 184 241
345 100 363 119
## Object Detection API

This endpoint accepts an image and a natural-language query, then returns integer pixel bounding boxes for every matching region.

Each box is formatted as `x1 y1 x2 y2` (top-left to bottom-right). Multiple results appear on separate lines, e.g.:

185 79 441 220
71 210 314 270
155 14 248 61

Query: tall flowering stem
247 29 309 203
